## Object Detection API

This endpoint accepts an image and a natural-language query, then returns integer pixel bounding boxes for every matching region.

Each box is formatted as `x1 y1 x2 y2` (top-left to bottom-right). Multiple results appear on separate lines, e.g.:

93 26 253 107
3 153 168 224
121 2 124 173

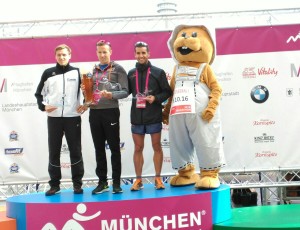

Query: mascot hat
167 24 215 65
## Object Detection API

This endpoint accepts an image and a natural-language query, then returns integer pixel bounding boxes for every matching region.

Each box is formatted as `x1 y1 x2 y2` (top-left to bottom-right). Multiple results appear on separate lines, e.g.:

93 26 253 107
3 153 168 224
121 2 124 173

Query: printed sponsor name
5 148 23 155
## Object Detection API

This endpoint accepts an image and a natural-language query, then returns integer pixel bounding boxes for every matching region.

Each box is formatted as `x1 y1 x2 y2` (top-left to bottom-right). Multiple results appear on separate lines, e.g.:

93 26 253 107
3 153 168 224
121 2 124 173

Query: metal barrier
2 170 300 204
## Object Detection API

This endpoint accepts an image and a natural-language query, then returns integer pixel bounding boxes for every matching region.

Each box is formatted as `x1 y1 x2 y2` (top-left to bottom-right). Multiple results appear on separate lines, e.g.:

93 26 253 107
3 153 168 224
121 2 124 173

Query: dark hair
134 41 149 52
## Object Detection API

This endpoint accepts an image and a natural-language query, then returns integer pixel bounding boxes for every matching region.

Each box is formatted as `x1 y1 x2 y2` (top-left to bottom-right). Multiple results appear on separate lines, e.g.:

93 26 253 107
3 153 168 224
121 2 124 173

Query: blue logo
10 163 19 174
9 131 18 141
251 85 269 103
105 142 125 150
5 148 23 155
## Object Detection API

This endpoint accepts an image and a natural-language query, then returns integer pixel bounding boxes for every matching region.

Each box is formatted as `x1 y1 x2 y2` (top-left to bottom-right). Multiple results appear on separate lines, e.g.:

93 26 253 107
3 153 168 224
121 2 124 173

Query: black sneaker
45 187 60 196
74 187 83 194
92 183 109 195
112 185 123 194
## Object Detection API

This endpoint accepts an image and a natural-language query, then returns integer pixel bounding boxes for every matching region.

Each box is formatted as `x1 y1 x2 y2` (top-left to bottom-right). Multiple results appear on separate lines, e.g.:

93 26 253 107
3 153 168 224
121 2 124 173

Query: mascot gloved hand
202 98 218 122
163 24 226 189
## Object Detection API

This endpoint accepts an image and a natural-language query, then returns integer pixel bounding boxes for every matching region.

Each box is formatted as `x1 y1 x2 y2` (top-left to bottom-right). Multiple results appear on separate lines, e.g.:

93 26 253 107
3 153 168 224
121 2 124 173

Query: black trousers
47 116 84 188
89 108 121 186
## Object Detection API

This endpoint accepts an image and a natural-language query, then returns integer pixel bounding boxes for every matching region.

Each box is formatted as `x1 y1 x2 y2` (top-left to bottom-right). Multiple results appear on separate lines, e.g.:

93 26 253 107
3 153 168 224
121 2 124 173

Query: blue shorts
131 123 162 135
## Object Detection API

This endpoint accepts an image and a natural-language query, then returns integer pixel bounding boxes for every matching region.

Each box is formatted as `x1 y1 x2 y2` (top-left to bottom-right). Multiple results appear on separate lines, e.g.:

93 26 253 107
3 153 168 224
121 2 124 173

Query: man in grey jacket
83 40 128 195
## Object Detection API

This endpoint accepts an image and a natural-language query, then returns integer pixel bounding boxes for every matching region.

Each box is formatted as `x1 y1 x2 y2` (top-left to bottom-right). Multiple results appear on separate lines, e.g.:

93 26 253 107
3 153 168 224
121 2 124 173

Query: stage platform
6 183 231 230
214 203 300 230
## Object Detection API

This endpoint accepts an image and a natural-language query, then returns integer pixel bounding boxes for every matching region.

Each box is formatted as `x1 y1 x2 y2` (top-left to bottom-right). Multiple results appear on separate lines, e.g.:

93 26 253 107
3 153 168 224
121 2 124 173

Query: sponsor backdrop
0 24 300 183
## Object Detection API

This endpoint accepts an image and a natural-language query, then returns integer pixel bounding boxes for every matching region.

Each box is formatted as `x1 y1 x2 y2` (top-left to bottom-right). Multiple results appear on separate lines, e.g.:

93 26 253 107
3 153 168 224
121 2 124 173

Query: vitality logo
0 78 7 93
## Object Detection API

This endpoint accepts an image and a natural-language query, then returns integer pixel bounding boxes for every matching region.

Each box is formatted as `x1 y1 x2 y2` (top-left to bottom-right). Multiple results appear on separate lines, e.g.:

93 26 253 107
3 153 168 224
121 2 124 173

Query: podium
6 184 231 230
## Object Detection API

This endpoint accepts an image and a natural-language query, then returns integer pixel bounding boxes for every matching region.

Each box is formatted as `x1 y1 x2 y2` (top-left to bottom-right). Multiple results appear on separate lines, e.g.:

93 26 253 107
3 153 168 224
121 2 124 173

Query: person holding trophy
82 40 128 194
35 44 86 196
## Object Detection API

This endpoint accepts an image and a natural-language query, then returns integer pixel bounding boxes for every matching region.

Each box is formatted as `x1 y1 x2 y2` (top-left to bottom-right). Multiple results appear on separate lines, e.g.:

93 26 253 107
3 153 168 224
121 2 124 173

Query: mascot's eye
192 32 197 37
181 32 187 38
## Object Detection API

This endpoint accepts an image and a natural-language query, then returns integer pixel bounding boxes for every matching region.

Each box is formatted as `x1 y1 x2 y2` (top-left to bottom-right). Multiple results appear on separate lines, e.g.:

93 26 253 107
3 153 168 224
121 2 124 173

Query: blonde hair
55 44 72 54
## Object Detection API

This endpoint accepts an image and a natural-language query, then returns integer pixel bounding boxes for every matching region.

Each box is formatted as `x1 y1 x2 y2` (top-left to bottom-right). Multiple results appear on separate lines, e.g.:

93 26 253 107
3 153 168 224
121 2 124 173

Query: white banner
0 59 175 183
1 25 300 183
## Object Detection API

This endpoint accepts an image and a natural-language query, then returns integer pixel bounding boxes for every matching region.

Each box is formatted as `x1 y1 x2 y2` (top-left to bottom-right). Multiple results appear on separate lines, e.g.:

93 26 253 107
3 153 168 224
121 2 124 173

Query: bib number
93 89 101 104
136 94 146 108
170 82 195 115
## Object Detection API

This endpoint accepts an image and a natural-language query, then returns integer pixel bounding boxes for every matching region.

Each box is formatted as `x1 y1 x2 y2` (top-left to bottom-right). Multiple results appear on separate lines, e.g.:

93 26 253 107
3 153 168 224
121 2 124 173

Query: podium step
214 204 300 229
0 211 16 230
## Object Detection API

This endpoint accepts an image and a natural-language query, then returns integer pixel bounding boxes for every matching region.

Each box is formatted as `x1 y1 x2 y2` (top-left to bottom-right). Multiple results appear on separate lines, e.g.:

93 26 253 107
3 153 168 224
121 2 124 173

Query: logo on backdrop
286 88 293 97
0 78 7 93
216 71 233 81
250 85 269 103
61 144 70 155
291 64 300 77
253 119 275 126
254 133 275 143
5 148 23 155
118 97 132 107
9 131 19 141
222 91 239 97
243 67 256 78
285 88 300 97
257 67 278 77
8 81 33 93
287 31 300 43
255 150 277 158
9 163 20 173
105 142 125 150
161 137 170 148
243 67 278 78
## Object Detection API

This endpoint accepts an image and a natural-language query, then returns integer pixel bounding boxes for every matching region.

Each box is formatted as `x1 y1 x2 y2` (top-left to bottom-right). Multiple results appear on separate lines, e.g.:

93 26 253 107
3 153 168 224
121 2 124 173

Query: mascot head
168 25 215 65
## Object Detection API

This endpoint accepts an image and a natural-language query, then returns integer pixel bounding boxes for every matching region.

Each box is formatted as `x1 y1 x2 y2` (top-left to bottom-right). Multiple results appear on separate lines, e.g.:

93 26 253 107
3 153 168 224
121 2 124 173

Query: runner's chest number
173 95 189 103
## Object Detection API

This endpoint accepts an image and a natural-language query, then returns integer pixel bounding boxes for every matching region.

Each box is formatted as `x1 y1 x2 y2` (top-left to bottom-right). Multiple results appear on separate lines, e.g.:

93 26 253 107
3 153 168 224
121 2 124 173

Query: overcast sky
0 0 300 22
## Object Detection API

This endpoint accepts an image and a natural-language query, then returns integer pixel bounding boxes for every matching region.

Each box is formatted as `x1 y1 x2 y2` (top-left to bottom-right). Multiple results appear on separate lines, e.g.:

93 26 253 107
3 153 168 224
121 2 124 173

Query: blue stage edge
6 184 231 230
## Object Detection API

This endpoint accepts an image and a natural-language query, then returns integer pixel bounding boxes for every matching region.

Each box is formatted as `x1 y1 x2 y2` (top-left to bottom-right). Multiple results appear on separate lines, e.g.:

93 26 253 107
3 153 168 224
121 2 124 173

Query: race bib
170 81 195 115
93 89 101 104
136 94 146 108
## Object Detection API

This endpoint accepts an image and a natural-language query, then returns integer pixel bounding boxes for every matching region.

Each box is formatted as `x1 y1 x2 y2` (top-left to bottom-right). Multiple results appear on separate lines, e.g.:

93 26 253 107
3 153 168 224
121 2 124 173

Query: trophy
80 67 93 105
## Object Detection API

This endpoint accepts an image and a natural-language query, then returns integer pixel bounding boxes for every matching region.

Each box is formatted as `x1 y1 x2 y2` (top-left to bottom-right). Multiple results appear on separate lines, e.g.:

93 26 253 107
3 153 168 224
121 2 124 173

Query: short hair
96 40 111 48
55 44 71 54
134 41 149 52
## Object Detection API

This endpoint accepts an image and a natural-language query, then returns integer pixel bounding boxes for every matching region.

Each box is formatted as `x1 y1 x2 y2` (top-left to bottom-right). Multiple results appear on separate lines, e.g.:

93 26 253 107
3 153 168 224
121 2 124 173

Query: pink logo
27 193 212 230
0 78 7 93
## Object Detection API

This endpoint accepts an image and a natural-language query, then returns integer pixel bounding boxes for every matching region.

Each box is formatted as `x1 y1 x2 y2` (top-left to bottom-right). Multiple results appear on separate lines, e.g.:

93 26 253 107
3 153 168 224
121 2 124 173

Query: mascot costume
163 25 225 189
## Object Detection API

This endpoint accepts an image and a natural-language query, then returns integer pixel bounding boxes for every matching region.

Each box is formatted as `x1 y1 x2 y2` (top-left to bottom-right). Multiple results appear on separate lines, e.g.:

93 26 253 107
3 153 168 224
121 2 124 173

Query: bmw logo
251 85 269 103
